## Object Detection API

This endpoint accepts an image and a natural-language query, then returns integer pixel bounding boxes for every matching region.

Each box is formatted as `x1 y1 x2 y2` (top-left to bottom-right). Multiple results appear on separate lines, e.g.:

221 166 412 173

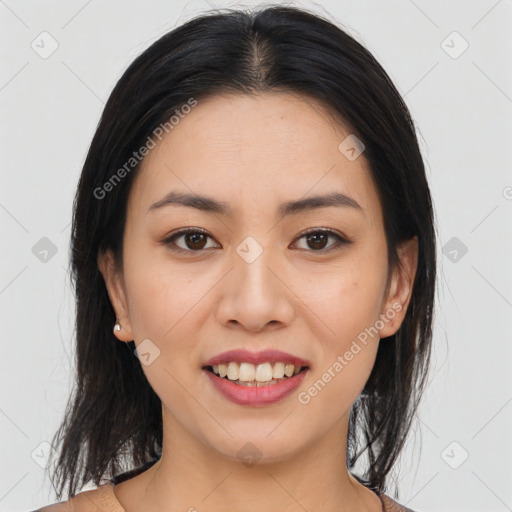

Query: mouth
202 362 310 387
202 361 310 406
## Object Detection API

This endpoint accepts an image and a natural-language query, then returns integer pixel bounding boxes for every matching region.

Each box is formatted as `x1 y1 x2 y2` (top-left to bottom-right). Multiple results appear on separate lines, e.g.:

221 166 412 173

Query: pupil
187 233 206 250
307 233 327 250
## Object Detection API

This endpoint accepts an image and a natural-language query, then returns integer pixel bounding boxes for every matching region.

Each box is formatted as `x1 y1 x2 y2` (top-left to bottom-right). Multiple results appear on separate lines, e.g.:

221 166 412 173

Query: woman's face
99 92 417 464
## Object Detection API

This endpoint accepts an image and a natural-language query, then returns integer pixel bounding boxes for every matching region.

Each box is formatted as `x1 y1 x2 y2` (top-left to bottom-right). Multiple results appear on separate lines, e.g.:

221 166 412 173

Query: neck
114 408 382 512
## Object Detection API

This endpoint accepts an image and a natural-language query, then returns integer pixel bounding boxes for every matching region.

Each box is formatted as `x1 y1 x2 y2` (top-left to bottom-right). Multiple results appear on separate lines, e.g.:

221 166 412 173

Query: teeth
218 364 227 378
227 362 239 380
255 362 273 382
273 362 285 378
209 361 305 383
238 362 256 381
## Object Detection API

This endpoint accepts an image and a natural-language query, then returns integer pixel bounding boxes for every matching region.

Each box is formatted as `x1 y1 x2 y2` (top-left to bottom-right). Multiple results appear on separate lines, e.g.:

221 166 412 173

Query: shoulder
33 481 123 512
380 493 417 512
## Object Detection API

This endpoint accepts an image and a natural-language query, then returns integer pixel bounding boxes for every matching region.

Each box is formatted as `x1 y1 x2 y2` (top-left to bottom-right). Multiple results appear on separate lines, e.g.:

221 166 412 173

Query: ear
97 248 134 342
378 236 418 339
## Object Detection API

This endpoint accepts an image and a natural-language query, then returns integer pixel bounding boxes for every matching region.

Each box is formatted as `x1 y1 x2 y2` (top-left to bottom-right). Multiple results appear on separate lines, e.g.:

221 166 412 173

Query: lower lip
203 368 309 406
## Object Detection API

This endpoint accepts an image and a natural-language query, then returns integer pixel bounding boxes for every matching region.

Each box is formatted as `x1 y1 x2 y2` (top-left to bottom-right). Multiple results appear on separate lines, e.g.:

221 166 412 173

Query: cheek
296 271 384 419
120 250 206 406
297 342 378 432
122 241 205 342
302 257 388 346
298 248 387 396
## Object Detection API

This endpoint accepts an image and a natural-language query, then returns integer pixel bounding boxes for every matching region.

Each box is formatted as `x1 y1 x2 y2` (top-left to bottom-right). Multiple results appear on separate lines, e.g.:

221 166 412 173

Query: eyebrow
148 190 363 218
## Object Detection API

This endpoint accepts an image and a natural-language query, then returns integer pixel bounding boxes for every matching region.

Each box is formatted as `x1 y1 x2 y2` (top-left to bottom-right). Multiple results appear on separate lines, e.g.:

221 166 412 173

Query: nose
215 241 295 333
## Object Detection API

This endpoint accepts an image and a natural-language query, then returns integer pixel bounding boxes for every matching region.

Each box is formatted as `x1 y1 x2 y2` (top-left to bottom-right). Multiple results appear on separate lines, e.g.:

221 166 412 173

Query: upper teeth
212 362 303 382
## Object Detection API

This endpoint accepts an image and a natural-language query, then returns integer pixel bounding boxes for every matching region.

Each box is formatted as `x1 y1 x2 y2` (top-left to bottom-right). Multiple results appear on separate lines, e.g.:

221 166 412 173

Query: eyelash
161 227 352 254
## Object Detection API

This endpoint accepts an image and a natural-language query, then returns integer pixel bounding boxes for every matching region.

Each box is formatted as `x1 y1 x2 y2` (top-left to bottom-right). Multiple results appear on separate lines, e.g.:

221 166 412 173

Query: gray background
1 0 511 510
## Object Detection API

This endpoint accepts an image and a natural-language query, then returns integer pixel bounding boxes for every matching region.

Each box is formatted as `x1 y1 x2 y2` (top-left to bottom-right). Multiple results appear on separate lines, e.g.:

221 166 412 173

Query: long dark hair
47 4 436 501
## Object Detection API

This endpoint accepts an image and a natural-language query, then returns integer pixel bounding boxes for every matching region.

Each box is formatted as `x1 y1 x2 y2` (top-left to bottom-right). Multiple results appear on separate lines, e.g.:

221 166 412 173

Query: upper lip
202 349 311 369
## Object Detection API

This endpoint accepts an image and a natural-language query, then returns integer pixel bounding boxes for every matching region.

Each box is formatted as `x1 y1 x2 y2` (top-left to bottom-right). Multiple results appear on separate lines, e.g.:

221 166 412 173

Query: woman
37 5 436 512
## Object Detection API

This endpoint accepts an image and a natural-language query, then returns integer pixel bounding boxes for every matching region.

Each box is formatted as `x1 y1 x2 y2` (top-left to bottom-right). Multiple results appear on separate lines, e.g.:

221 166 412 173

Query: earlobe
97 249 134 342
378 236 419 339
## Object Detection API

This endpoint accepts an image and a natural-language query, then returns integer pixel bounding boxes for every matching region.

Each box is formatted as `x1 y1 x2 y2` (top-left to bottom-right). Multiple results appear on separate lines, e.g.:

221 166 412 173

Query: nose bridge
234 234 278 299
217 234 293 331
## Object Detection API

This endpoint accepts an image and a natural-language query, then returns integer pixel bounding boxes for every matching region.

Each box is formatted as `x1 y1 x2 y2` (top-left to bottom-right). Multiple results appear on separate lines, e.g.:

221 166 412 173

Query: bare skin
98 92 418 512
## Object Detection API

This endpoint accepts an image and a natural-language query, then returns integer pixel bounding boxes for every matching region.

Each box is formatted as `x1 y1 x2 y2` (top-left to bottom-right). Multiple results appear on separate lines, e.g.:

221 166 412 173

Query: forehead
128 92 381 222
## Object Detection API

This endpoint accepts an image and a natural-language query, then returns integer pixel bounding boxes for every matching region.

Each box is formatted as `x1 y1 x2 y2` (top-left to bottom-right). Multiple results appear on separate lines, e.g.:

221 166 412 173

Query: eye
161 227 352 254
293 228 352 252
162 228 219 253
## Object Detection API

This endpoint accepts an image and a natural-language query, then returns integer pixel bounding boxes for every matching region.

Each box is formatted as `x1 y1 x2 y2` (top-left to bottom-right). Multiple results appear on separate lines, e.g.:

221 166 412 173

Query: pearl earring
114 321 121 333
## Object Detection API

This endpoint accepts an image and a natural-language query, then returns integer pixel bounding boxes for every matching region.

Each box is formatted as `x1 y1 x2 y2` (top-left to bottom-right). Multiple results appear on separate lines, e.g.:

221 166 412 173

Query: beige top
37 481 416 511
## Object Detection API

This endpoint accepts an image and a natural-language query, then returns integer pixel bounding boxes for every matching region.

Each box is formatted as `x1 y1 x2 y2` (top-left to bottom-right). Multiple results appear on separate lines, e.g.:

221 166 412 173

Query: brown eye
183 232 208 250
294 229 351 252
305 232 329 250
163 228 218 252
162 227 351 255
